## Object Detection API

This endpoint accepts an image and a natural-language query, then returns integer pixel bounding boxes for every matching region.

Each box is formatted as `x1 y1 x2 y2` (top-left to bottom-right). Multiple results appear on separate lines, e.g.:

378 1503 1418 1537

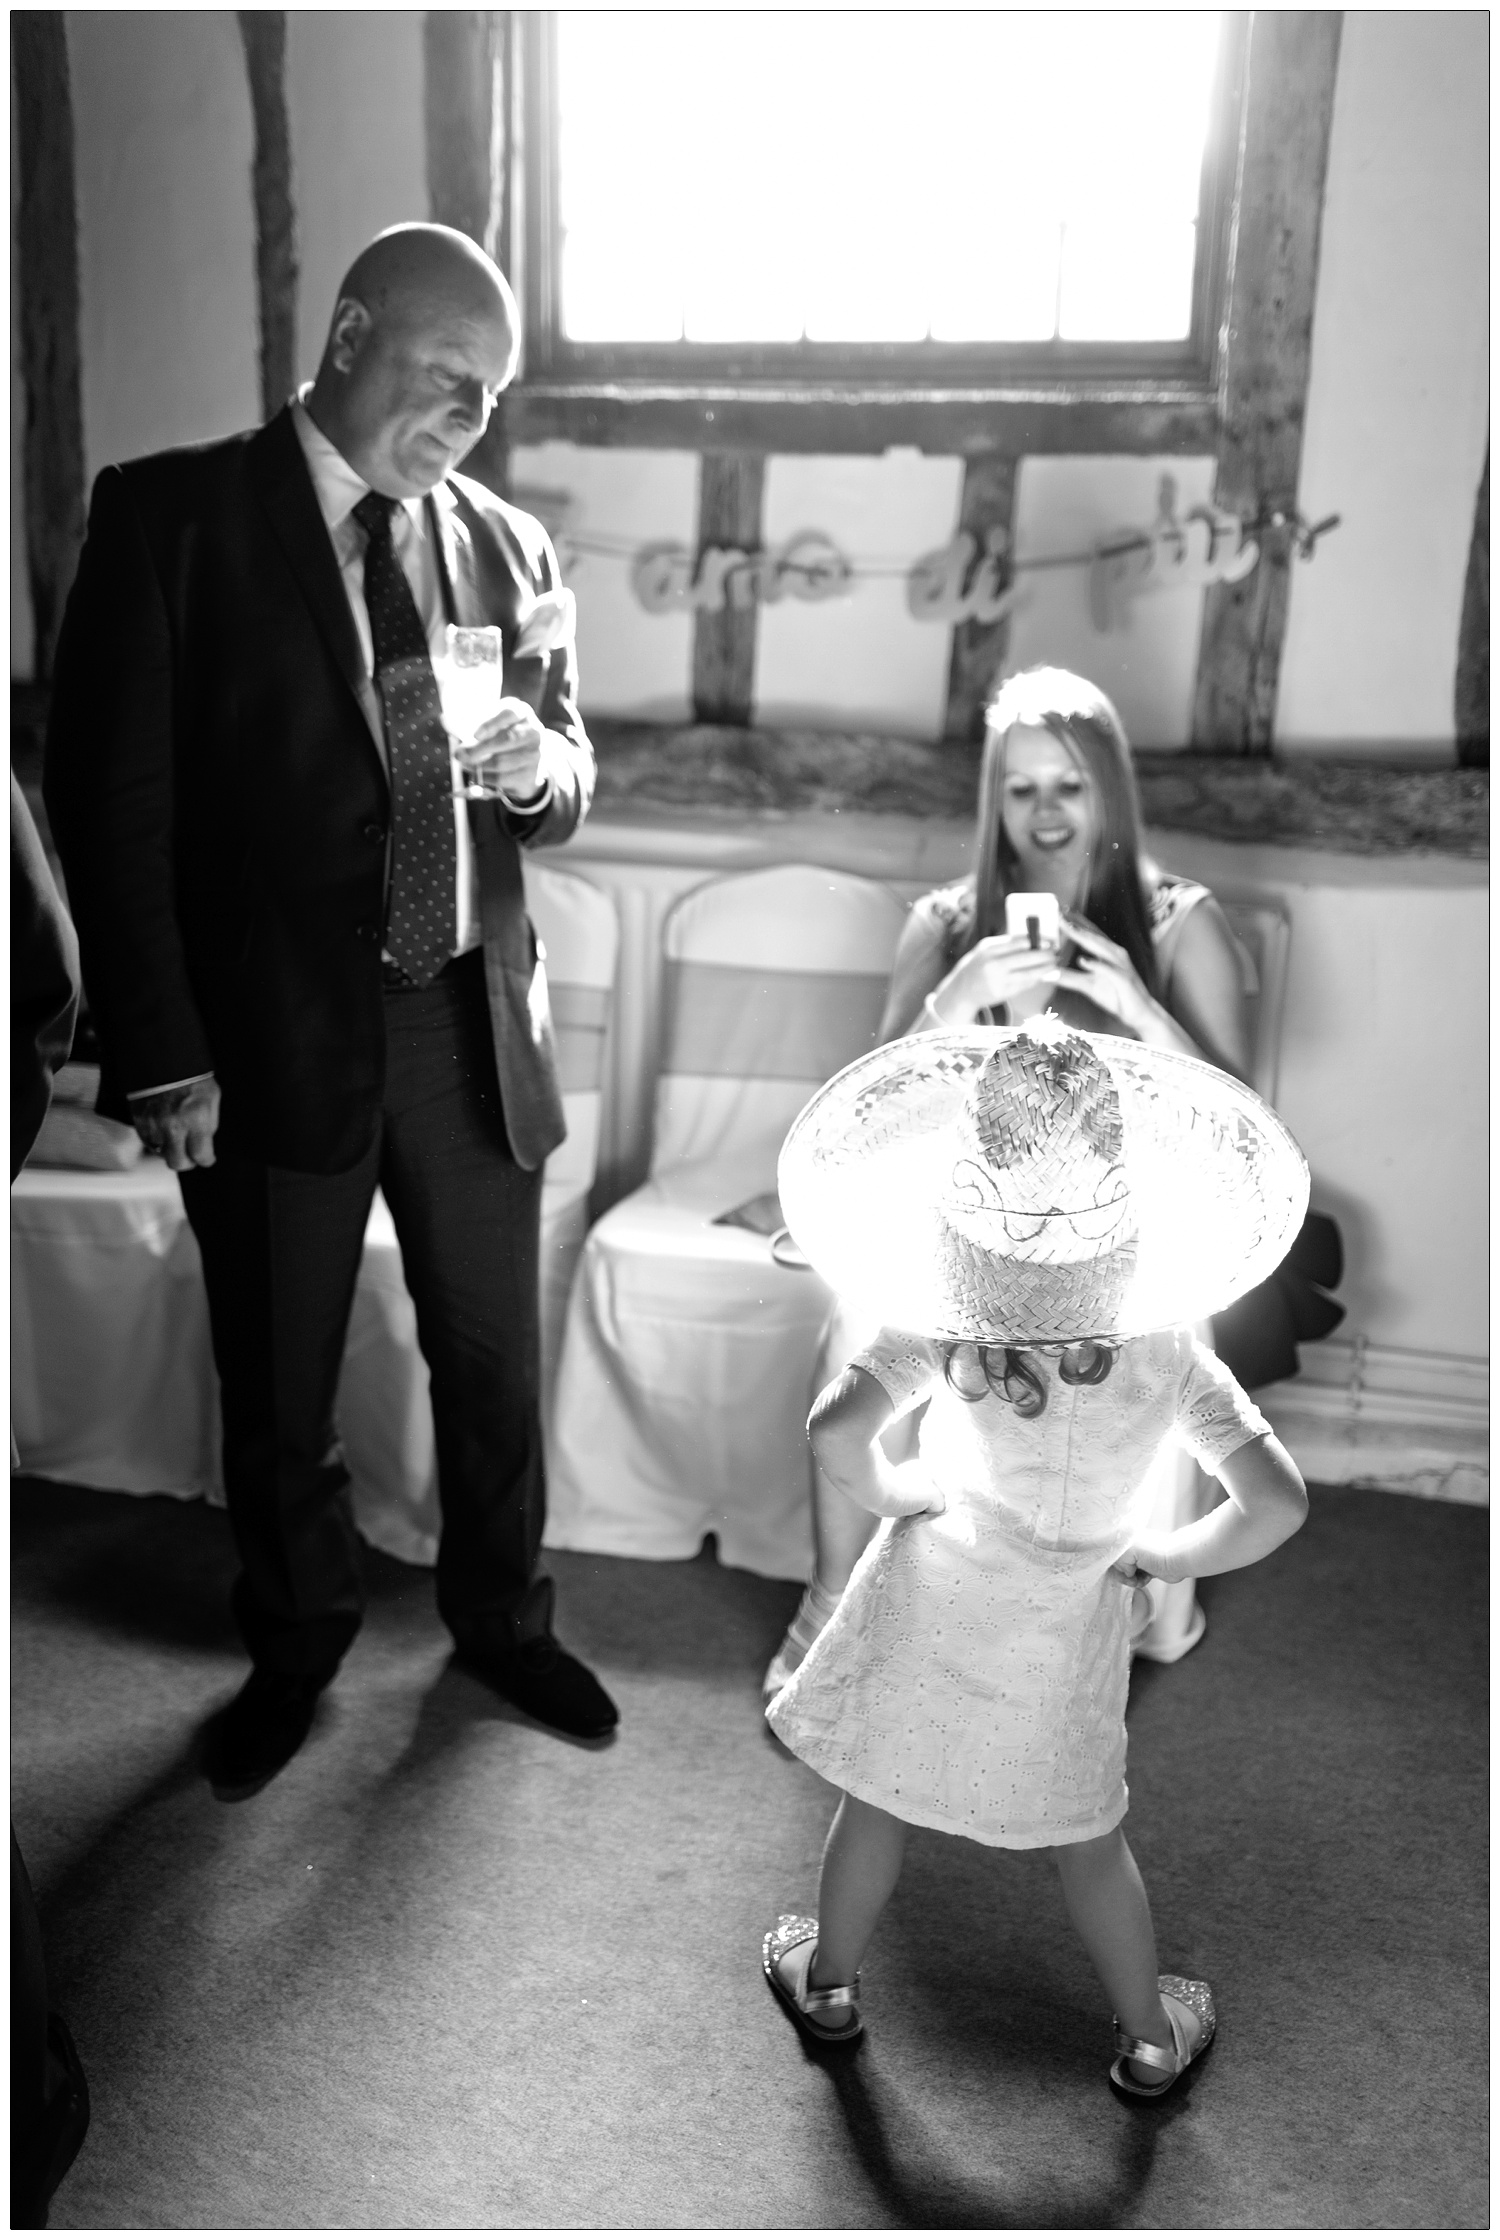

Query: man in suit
44 224 618 1799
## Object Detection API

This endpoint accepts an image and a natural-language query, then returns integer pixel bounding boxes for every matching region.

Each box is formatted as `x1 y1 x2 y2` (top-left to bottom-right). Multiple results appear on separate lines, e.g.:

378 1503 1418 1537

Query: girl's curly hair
941 1339 1117 1418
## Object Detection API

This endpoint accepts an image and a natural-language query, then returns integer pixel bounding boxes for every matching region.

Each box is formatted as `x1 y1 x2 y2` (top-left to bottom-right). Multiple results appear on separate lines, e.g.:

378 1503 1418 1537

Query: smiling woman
893 666 1251 1082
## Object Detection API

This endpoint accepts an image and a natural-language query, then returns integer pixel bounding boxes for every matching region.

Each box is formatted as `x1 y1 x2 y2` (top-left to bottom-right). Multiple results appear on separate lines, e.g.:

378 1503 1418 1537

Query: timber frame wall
500 8 1345 748
13 9 1344 752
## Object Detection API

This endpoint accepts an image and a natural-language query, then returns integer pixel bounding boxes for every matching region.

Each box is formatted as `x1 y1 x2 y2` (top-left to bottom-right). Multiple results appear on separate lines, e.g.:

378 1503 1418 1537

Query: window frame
514 9 1249 409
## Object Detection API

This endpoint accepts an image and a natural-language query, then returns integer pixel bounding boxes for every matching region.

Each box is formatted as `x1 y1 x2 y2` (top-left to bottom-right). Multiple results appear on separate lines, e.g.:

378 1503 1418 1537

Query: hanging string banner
1089 474 1259 633
631 532 853 613
538 479 1338 631
906 526 1021 626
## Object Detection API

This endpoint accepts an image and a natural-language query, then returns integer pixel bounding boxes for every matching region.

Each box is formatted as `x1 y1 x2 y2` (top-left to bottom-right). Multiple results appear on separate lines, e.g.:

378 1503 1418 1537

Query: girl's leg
1052 1826 1177 2085
772 1792 909 2002
812 1793 910 1985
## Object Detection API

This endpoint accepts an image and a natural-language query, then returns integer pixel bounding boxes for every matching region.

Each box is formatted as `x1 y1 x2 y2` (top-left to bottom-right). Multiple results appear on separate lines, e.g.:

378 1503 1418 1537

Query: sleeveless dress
768 1329 1270 1848
879 869 1215 1045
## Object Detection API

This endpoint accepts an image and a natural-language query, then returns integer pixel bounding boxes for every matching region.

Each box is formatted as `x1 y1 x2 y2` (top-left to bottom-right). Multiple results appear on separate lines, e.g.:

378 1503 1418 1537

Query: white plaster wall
1146 834 1487 1358
508 441 698 722
67 12 259 482
11 58 35 678
1005 455 1217 749
1278 10 1490 757
477 445 1218 744
756 451 962 737
286 12 427 386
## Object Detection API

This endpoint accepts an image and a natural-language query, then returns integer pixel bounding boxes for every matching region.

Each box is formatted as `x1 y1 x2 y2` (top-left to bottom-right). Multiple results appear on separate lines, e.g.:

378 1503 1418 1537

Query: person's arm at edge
10 776 81 1178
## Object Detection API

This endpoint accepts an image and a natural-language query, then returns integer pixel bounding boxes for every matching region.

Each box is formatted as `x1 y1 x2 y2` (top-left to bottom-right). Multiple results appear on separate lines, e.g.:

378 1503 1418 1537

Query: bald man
45 224 618 1797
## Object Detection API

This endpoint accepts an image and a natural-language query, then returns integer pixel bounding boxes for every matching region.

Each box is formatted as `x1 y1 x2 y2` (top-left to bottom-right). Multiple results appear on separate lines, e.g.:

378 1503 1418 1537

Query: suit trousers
180 947 553 1678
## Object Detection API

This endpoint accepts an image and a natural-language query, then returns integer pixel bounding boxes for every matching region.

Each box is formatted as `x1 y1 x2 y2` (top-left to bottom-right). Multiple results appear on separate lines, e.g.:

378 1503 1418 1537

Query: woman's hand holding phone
1047 911 1158 1036
926 892 1066 1025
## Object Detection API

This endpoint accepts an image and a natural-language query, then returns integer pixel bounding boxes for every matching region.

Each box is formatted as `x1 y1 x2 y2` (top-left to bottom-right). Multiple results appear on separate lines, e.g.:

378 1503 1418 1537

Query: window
520 10 1243 391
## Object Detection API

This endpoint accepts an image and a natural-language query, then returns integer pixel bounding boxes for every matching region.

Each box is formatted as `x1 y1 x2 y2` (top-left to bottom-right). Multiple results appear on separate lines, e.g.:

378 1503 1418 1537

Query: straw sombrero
776 1015 1309 1346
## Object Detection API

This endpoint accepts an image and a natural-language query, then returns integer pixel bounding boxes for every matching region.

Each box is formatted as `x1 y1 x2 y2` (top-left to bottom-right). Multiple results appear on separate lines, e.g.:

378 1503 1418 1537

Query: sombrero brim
776 1027 1310 1346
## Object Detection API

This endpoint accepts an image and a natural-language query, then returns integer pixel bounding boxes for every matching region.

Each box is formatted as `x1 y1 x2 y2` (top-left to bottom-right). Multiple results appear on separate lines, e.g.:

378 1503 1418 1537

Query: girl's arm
1123 1432 1307 1583
809 1367 945 1519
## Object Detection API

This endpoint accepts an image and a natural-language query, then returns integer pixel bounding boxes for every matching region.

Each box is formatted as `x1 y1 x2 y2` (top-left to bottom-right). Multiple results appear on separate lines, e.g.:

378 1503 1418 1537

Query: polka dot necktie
354 490 456 988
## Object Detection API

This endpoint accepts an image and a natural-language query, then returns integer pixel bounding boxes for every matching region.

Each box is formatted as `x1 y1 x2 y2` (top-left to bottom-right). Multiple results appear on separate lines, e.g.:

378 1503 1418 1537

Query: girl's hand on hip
1112 1553 1165 1638
928 932 1061 1025
884 1462 947 1519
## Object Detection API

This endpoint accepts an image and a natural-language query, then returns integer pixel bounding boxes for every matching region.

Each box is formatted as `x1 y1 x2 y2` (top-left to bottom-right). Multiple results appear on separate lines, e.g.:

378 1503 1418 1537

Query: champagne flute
435 624 507 798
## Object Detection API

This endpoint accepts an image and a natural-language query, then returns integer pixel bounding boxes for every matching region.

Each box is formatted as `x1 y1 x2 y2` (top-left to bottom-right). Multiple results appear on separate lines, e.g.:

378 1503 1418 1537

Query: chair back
1217 896 1292 1108
523 861 620 1196
650 864 909 1179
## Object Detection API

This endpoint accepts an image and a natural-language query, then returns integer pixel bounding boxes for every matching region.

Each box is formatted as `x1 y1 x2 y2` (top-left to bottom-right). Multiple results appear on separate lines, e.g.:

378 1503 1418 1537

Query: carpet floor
10 1475 1488 2232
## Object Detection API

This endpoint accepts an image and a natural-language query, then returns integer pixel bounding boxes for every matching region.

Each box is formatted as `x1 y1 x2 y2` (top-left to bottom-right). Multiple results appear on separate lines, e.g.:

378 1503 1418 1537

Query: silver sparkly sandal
762 1915 863 2044
1110 1974 1215 2097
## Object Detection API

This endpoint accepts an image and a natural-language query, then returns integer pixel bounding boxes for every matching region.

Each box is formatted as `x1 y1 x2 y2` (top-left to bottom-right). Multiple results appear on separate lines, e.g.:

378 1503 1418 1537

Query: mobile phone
1003 891 1061 950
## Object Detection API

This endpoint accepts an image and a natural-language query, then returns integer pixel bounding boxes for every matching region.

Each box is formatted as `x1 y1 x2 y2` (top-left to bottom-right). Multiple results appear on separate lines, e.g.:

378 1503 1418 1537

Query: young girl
763 1015 1310 2095
763 665 1271 1697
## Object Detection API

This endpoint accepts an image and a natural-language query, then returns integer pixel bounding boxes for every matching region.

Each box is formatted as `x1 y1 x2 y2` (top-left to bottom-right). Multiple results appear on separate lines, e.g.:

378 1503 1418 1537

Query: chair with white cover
338 862 619 1566
545 862 909 1580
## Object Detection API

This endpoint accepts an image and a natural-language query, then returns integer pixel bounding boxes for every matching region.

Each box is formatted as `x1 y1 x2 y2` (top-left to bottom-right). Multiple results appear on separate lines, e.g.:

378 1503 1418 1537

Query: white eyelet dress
766 1328 1271 1849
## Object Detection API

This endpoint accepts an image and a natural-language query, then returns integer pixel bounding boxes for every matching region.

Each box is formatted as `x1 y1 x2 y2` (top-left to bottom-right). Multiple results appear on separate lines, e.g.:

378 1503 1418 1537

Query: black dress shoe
468 1638 619 1740
203 1669 329 1801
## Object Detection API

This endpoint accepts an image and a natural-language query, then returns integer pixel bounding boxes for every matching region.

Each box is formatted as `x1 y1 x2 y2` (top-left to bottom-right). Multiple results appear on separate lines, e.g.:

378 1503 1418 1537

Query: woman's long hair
967 666 1159 999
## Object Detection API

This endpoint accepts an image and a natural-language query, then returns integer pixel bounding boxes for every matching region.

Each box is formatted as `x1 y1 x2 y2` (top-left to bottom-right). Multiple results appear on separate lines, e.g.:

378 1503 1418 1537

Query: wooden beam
942 456 1019 743
238 14 298 419
1192 11 1343 753
12 12 87 681
424 10 510 494
423 10 506 257
691 454 765 725
507 385 1222 459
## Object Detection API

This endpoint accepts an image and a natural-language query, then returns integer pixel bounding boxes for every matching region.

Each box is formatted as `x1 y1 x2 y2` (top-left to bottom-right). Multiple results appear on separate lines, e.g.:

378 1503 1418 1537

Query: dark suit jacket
43 406 593 1174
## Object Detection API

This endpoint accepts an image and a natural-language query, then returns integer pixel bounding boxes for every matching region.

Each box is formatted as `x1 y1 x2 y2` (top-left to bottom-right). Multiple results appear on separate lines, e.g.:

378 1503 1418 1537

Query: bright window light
555 11 1222 348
